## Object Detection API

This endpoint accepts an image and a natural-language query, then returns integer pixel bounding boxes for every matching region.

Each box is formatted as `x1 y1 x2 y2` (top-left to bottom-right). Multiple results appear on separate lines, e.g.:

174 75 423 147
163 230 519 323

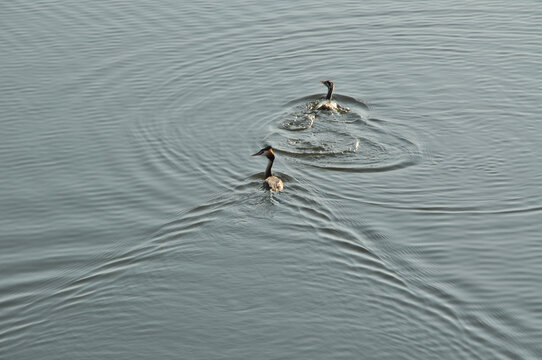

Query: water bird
251 146 284 192
316 80 338 111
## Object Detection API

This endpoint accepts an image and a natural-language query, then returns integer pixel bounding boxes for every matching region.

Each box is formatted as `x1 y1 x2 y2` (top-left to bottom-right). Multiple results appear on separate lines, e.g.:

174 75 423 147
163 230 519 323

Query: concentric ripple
264 94 421 172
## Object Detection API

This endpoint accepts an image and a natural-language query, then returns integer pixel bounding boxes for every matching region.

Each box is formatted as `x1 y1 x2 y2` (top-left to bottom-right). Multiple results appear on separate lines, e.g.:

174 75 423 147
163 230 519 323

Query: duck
251 146 284 192
316 80 338 111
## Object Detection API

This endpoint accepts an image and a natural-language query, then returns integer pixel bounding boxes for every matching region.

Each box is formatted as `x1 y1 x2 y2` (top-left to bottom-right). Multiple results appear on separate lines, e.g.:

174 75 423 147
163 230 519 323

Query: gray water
1 1 541 359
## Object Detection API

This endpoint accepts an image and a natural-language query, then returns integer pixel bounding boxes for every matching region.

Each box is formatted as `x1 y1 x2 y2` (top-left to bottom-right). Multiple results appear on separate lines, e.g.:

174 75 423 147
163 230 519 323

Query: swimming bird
251 146 284 192
316 80 338 111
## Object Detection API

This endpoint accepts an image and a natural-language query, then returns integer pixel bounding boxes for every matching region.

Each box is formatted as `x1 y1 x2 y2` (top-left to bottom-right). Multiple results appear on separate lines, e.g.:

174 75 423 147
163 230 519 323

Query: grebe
251 146 284 192
316 80 338 111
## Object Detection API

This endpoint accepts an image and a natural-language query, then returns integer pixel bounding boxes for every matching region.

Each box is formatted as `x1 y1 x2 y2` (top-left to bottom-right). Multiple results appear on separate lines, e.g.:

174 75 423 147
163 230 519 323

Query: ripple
264 95 421 172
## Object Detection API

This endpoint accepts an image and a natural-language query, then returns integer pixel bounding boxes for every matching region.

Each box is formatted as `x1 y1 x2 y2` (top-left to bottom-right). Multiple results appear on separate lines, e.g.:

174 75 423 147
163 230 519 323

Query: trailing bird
251 146 284 192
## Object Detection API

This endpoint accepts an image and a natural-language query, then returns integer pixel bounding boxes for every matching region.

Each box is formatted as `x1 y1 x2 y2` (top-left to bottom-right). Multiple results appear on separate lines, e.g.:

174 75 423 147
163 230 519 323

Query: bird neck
265 156 274 178
326 85 334 101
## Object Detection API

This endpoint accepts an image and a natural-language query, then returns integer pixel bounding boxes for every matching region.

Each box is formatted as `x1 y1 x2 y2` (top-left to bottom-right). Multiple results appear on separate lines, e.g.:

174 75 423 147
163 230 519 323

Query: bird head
320 80 334 89
251 145 275 159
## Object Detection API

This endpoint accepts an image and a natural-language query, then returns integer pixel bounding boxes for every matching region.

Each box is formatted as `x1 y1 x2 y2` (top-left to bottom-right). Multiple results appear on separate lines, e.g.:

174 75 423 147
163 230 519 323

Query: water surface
1 1 542 359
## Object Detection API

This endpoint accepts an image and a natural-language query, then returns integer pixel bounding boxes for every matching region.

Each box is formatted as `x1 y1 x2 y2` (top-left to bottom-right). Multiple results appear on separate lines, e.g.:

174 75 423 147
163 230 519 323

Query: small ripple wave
264 94 421 173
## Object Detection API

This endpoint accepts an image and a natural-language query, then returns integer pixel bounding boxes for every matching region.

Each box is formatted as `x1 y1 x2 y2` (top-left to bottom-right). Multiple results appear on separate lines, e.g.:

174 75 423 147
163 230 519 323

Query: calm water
1 1 541 359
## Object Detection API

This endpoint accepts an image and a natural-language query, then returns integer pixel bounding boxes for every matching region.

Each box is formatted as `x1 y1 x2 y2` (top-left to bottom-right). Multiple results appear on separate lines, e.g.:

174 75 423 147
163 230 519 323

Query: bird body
317 100 338 111
264 175 284 192
252 146 284 192
317 80 339 111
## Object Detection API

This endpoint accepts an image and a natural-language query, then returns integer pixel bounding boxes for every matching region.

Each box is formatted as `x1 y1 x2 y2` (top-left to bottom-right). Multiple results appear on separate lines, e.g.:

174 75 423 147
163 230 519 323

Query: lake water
1 1 541 359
